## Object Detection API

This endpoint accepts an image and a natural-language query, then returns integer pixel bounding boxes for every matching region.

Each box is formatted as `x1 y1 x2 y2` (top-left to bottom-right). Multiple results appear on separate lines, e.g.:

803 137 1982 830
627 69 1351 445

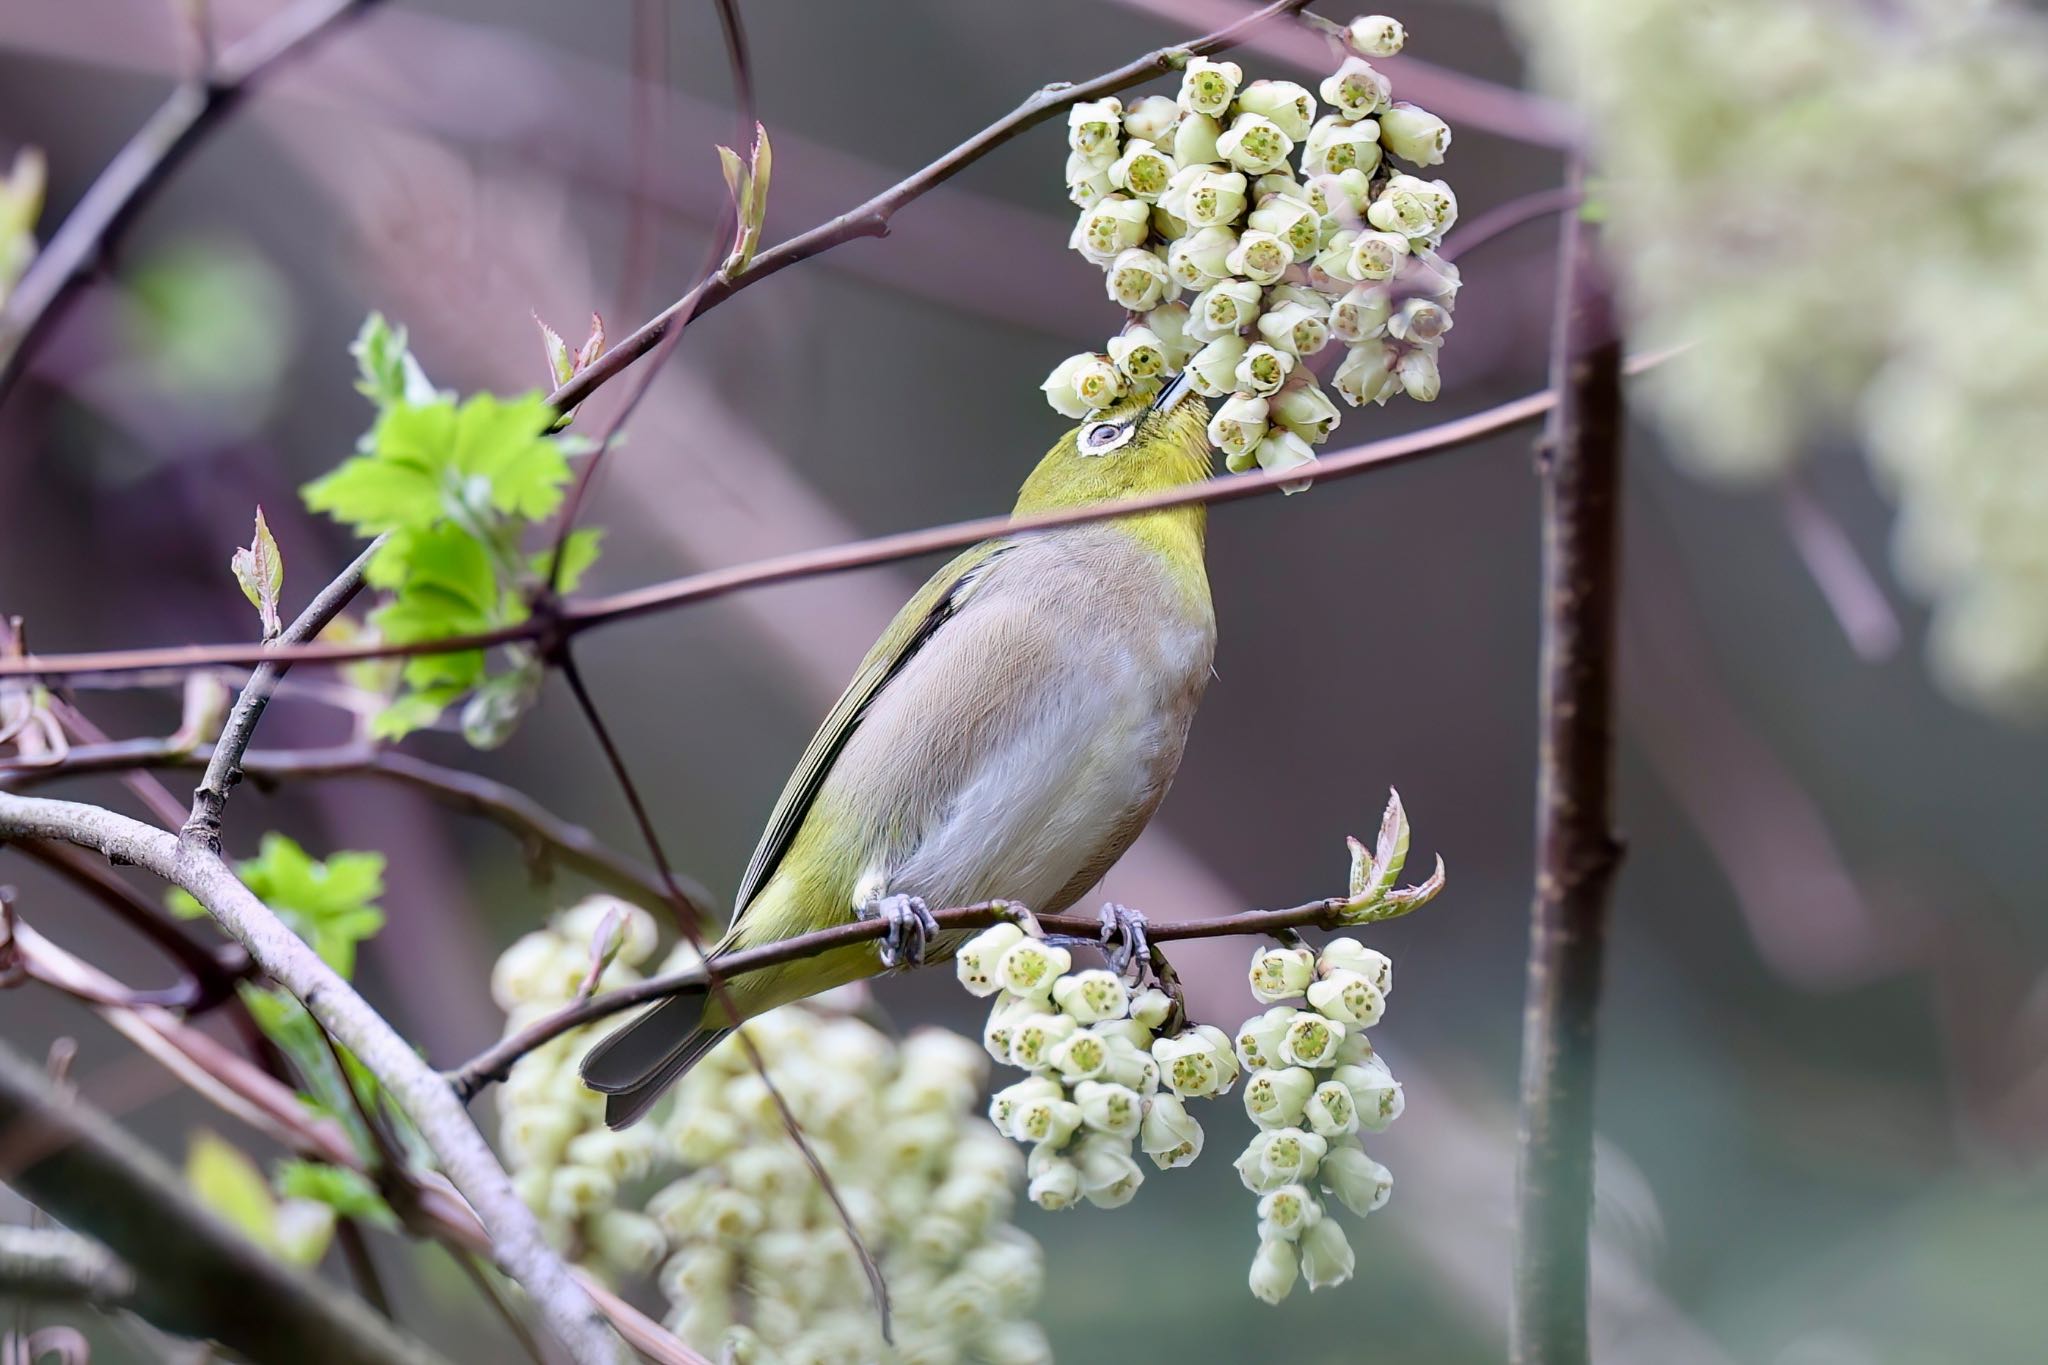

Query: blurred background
4 1 2047 1362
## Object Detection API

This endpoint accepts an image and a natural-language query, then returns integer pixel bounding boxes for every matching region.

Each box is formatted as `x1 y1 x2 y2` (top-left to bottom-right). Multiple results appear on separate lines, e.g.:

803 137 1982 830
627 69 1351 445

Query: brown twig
1512 168 1627 1365
539 0 1318 418
447 891 1405 1099
1779 476 1902 662
0 0 388 398
183 536 385 852
2 738 702 925
1442 186 1585 265
0 359 1682 684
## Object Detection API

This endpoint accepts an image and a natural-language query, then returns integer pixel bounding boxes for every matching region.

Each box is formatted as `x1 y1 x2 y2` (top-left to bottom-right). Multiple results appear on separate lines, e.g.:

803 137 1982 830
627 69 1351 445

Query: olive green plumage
582 389 1217 1127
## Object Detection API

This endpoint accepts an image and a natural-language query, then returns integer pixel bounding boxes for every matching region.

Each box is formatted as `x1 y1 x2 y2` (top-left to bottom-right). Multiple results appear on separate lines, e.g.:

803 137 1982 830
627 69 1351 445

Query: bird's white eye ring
1082 420 1133 454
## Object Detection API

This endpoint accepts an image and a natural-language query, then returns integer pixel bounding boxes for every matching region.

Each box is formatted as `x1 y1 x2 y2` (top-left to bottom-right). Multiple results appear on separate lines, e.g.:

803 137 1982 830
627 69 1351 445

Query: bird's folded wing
726 539 1014 920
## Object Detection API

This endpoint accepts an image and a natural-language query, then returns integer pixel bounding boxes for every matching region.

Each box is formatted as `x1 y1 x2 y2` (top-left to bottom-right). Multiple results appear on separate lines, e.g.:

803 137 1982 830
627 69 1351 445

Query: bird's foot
1099 902 1151 982
858 893 939 969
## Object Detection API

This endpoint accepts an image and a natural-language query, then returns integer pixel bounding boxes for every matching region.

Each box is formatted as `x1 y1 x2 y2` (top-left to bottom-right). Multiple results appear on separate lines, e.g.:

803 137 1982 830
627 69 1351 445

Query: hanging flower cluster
1233 937 1400 1302
490 900 1052 1363
1043 14 1460 490
960 926 1224 1212
958 791 1443 1305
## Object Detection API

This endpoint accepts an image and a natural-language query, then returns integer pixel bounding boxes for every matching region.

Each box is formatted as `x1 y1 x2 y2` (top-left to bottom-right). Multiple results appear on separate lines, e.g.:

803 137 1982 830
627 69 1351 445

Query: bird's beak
1151 370 1195 416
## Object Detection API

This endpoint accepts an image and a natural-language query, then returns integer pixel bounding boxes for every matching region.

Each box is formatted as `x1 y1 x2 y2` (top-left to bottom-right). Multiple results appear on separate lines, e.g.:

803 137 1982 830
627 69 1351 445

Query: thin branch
450 891 1397 1098
184 535 386 852
0 361 1682 683
540 0 1317 418
1512 169 1626 1365
1442 186 1585 264
553 649 892 1335
0 0 388 397
1779 477 1902 661
3 739 700 925
0 1040 446 1364
0 791 627 1365
0 1227 133 1307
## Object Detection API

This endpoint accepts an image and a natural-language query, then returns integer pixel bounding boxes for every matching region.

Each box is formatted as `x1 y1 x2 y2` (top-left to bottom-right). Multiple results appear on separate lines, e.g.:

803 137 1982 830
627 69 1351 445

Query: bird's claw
859 893 939 969
1099 902 1151 982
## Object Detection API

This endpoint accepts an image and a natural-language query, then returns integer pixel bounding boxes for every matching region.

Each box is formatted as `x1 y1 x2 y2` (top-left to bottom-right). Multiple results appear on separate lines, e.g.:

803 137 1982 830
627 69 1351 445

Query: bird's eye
1085 422 1124 449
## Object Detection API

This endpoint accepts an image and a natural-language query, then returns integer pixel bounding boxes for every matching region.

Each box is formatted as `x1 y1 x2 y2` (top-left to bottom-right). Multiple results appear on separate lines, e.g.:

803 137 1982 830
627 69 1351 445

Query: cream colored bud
1067 98 1123 160
1123 94 1179 144
1074 1079 1144 1138
1320 937 1393 993
1348 229 1411 281
1319 58 1390 120
1167 224 1239 292
1190 278 1262 341
1108 326 1169 382
1051 968 1130 1025
1249 1236 1299 1304
1235 79 1317 140
1256 1183 1324 1240
1182 169 1249 228
1170 112 1222 166
1187 335 1250 398
1027 1156 1081 1210
1139 1092 1205 1168
1178 56 1242 117
1346 14 1406 56
1108 138 1176 202
1074 1133 1146 1208
1106 248 1173 311
1335 1061 1405 1130
1389 296 1453 344
1243 1065 1318 1130
1249 945 1316 1002
1065 151 1114 208
1333 339 1401 407
1216 113 1295 176
956 923 1026 996
1329 284 1393 343
1247 194 1321 261
1320 1140 1394 1215
1234 342 1294 397
1398 346 1442 401
1072 195 1150 263
1379 102 1451 166
1226 229 1292 285
1302 115 1383 177
1306 968 1386 1027
1300 1216 1356 1290
1257 301 1333 361
1142 301 1198 368
1208 392 1270 460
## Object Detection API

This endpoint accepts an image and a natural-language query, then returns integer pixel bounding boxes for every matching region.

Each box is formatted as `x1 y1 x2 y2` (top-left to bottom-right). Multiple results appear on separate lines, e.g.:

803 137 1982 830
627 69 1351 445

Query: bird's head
1014 373 1215 515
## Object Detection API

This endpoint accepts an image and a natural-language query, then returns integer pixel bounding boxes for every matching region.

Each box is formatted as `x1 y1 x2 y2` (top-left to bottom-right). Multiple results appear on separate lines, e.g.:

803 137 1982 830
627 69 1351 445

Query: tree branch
10 927 711 1365
0 0 388 397
184 535 385 852
1512 178 1627 1365
5 739 699 925
0 364 1681 683
448 889 1426 1099
540 0 1318 417
0 791 627 1365
0 1225 133 1307
0 1039 446 1364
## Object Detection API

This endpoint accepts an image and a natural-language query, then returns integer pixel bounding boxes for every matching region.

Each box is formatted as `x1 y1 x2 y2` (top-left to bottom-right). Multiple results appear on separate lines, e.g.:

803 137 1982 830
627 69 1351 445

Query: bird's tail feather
578 986 731 1130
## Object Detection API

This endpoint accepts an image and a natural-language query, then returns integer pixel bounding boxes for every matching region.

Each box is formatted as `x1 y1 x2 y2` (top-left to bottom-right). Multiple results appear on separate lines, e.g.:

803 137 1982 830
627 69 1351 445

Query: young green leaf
186 1131 278 1246
229 506 285 638
275 1160 397 1229
529 527 605 594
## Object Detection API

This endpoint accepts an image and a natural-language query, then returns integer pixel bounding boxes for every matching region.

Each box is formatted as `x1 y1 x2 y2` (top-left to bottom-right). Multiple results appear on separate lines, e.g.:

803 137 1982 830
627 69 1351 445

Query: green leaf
303 453 443 537
230 506 285 637
398 525 497 615
187 1131 277 1246
231 834 387 978
529 528 604 593
367 689 456 741
450 393 570 520
275 1160 397 1228
351 312 439 409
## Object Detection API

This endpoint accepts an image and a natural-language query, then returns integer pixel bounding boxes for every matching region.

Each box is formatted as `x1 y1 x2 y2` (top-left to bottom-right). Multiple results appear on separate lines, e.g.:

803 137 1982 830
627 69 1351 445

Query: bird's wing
728 539 1014 919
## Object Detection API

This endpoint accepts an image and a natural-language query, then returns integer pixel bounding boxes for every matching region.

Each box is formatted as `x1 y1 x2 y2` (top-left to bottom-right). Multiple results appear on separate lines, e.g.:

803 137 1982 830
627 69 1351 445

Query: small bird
581 374 1217 1127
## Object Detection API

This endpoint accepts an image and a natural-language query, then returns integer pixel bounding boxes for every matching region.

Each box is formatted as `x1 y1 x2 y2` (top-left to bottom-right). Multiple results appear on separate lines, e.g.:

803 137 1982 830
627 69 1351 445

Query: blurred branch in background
1513 177 1625 1365
0 1038 445 1363
0 0 388 398
0 1225 133 1308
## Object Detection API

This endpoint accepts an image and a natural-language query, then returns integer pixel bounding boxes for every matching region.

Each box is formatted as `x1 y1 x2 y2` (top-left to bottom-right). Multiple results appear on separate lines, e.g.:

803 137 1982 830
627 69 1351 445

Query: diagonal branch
1511 174 1627 1365
184 535 385 851
4 739 698 923
0 1039 447 1364
540 0 1318 418
0 789 627 1365
0 0 389 397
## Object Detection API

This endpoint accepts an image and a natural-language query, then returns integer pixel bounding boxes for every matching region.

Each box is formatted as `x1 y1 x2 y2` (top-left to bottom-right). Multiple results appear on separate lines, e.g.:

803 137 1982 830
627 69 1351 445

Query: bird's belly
887 631 1202 912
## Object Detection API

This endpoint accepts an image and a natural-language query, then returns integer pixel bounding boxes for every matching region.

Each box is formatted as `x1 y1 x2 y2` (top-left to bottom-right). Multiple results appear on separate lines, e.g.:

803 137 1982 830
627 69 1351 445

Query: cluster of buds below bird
1235 938 1399 1302
959 791 1443 1305
1043 13 1459 490
491 900 1052 1363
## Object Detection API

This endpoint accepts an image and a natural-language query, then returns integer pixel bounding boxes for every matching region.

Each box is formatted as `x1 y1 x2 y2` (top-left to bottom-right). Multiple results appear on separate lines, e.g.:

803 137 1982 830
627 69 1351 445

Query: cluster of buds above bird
958 791 1443 1304
1043 14 1459 489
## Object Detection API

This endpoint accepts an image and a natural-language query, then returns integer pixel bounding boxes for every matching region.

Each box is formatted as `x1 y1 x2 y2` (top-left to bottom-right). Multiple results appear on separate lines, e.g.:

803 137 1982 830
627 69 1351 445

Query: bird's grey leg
1099 902 1151 982
857 893 940 969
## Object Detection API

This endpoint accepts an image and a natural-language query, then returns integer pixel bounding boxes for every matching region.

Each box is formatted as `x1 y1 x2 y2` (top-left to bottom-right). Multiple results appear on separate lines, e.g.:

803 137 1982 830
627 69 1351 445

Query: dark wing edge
725 541 1013 920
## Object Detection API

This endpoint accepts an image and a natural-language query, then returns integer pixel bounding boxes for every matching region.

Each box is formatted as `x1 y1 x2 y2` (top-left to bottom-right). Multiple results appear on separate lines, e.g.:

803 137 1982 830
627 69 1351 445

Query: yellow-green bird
581 375 1216 1127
